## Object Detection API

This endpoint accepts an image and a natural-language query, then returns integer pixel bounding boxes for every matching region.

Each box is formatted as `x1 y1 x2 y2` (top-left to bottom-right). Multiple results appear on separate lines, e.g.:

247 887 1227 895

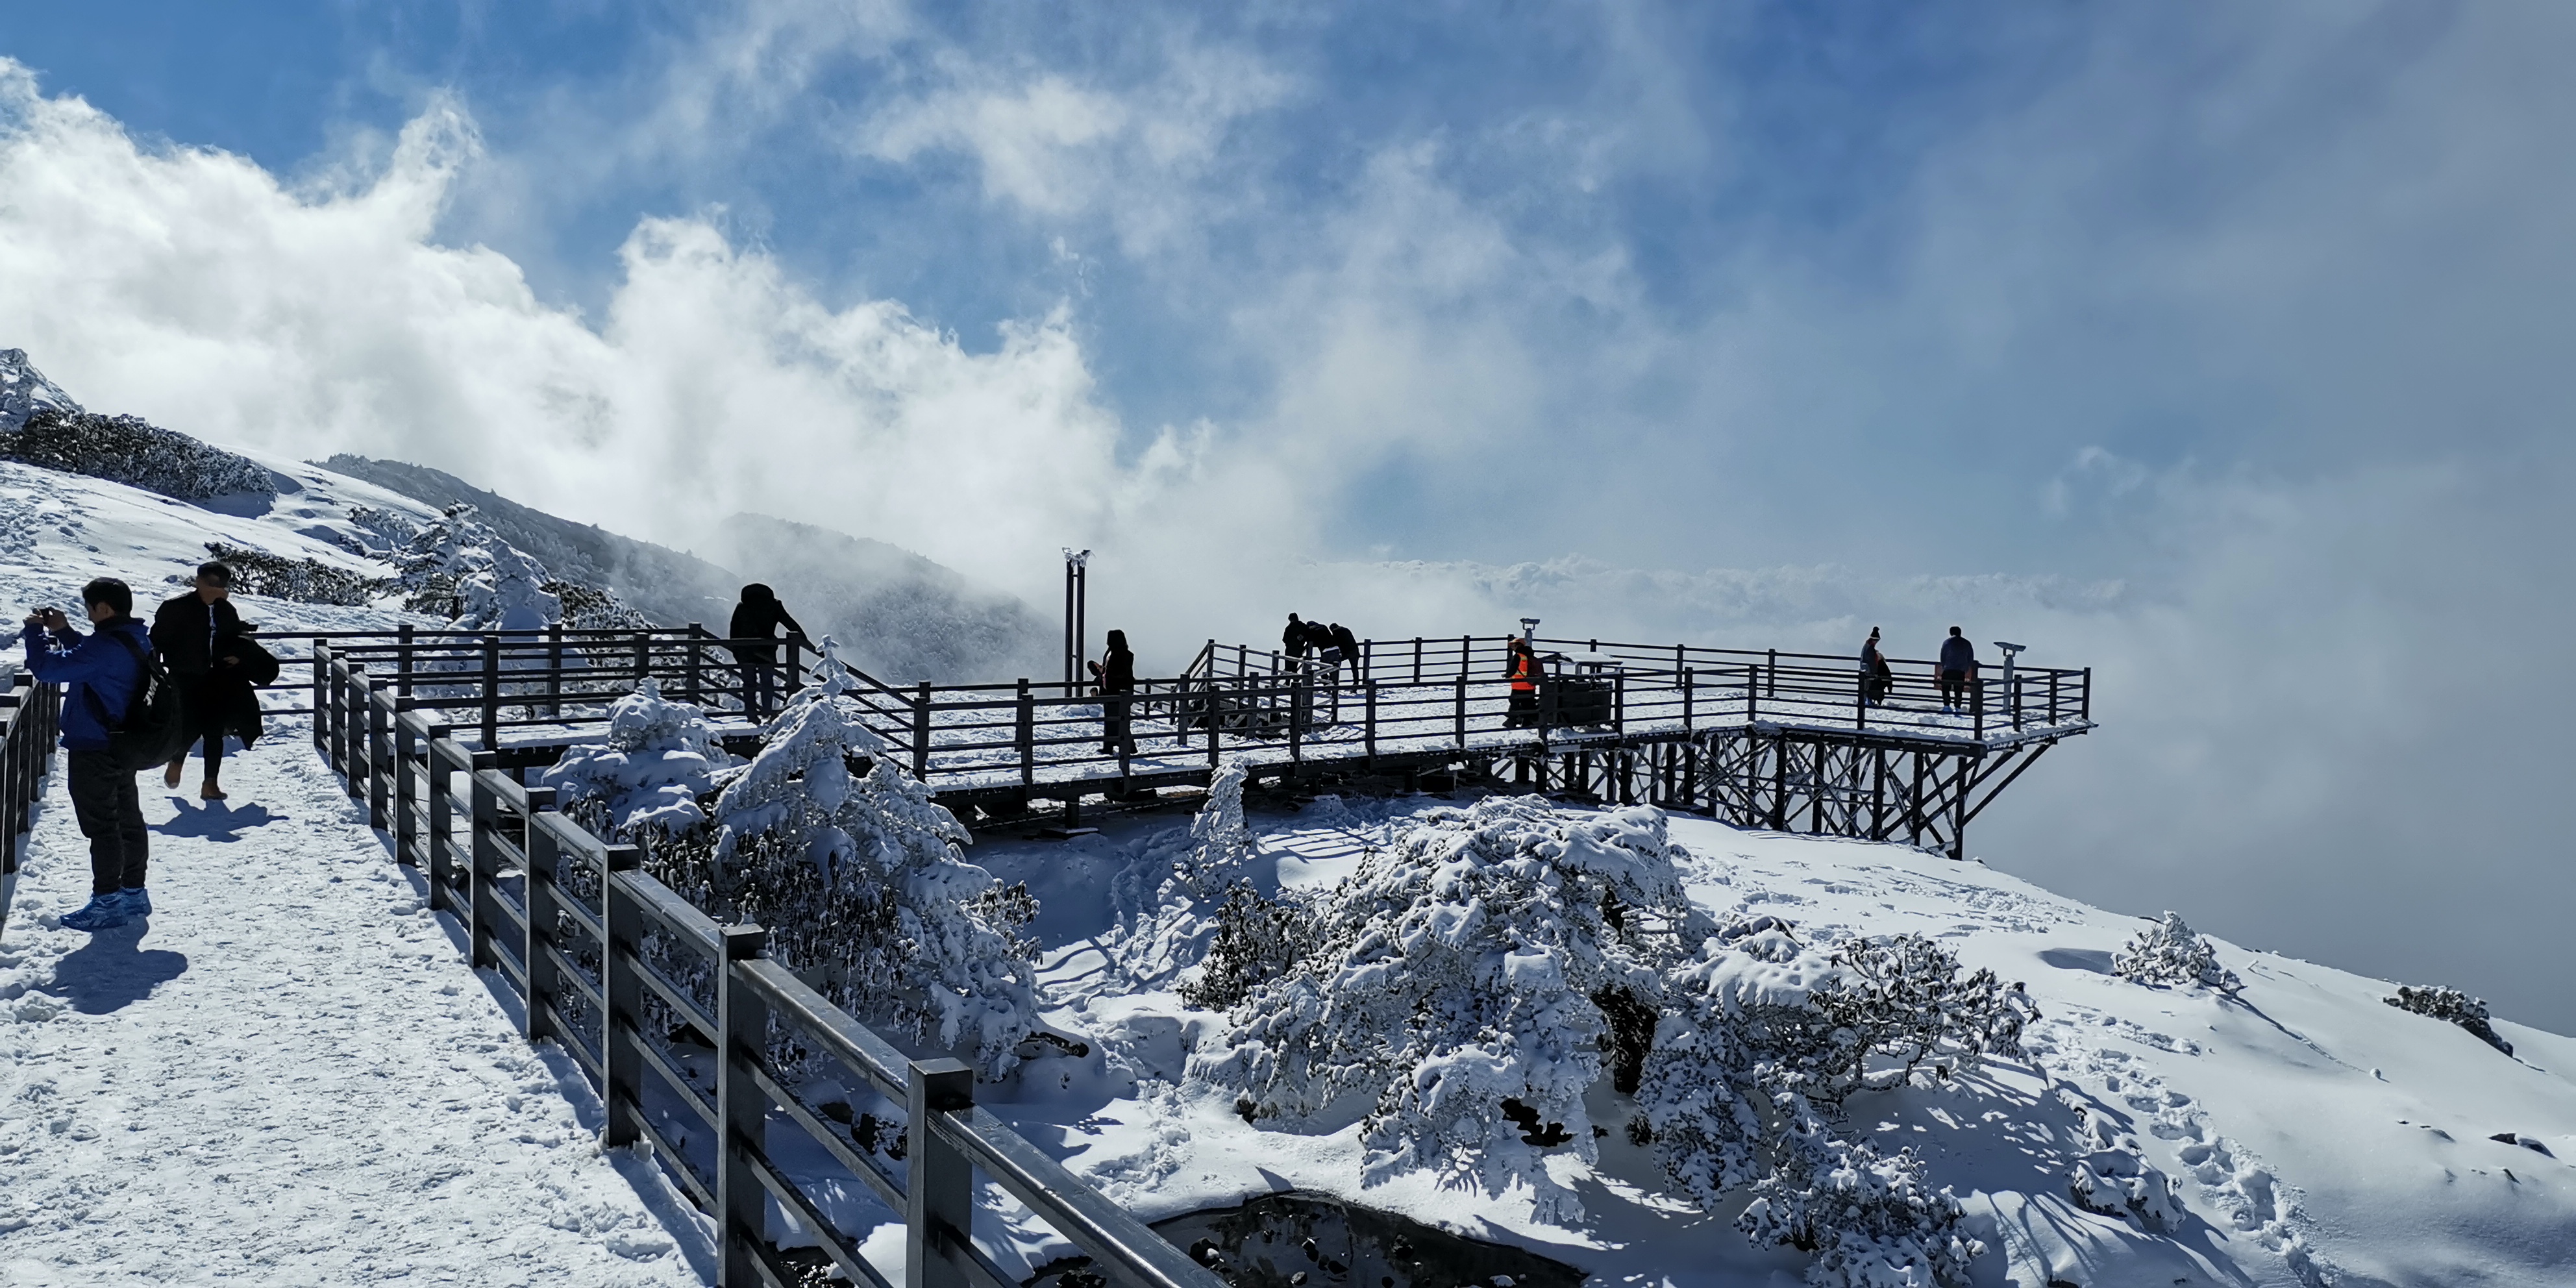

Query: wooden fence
0 672 64 939
314 648 1222 1288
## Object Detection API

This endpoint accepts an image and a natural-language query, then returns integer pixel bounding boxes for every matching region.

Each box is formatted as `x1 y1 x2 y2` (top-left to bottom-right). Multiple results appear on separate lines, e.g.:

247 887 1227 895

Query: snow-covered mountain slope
967 798 2576 1288
0 349 78 433
0 447 449 641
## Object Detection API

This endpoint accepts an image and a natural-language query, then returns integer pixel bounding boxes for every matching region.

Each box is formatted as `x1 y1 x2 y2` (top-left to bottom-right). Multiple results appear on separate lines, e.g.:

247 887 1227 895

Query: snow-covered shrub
1190 796 1710 1220
1639 922 2029 1287
383 504 563 630
2385 984 2512 1056
705 640 1041 1078
1176 883 1306 1012
2 408 274 499
2112 913 2240 991
2068 1110 2187 1230
541 679 734 838
548 579 651 632
1739 1129 1981 1288
197 541 390 606
1110 764 1269 996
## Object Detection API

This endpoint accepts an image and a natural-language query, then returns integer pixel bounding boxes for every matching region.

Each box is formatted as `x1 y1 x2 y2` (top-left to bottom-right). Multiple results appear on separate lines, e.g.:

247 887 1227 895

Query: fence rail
0 671 63 939
316 650 1220 1288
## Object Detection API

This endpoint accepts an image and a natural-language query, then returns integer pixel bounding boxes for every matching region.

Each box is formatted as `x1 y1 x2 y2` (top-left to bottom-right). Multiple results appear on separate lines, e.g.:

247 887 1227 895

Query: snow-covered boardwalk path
0 724 710 1287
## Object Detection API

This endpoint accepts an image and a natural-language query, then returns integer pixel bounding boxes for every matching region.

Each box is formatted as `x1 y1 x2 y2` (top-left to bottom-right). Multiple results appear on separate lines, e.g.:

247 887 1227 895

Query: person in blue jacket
22 578 154 931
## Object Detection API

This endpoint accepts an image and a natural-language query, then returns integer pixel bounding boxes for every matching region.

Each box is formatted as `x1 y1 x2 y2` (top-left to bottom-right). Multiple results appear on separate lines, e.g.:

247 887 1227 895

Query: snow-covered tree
706 637 1041 1078
2112 912 2240 992
1108 764 1265 995
1637 921 2030 1288
1189 796 1709 1221
541 679 734 838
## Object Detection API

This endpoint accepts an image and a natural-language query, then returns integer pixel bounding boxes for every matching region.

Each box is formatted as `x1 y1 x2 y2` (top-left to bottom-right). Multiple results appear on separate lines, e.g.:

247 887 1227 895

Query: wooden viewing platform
283 626 2092 860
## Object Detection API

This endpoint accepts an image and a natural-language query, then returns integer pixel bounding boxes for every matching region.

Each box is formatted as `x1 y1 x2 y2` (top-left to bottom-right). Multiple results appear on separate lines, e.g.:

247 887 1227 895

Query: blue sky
7 2 2576 1030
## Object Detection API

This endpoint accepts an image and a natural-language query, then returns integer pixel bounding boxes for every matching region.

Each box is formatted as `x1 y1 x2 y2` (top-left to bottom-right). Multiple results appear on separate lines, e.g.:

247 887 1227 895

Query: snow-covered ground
0 727 713 1287
966 796 2576 1288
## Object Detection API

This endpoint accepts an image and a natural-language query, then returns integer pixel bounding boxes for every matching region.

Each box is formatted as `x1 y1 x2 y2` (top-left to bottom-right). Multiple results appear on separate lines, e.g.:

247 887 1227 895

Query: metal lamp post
1063 549 1091 688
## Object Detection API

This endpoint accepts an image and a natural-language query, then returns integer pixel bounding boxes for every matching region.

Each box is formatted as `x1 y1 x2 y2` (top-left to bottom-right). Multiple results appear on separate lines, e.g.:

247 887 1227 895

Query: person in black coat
728 584 807 718
1282 613 1309 663
151 561 250 800
1088 628 1138 756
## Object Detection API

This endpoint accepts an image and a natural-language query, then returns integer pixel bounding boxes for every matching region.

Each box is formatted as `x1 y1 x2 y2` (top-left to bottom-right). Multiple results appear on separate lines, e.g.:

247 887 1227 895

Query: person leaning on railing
22 578 155 932
1861 626 1893 707
728 583 807 719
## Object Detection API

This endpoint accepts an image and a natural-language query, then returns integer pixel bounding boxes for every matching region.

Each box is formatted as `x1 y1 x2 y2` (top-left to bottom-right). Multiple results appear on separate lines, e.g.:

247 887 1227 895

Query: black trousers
173 674 229 774
68 749 149 896
1939 669 1975 707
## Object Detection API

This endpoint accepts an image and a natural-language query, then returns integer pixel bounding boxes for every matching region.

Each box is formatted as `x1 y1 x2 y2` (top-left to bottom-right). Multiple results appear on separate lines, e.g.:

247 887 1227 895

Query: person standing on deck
1283 613 1309 669
1937 626 1978 713
728 584 807 719
1505 636 1543 728
153 562 247 800
23 578 155 931
1089 628 1138 756
1861 627 1892 706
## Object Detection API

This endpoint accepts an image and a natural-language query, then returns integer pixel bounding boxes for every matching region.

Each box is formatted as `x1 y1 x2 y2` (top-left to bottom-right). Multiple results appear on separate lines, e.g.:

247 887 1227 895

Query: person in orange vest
1505 636 1542 728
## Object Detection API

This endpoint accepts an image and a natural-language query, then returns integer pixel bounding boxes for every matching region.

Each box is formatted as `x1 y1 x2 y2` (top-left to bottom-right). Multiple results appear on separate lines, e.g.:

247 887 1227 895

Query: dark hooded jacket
1938 635 1977 674
151 591 243 676
728 586 805 657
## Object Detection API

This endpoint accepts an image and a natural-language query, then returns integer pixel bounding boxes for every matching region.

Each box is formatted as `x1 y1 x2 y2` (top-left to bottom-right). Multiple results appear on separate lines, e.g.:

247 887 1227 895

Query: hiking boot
117 887 153 918
200 782 227 801
164 759 185 789
59 895 129 932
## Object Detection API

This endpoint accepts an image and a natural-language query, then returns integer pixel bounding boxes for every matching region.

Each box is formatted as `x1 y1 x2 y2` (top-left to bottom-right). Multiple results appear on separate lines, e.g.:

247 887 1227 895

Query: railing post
2050 670 2061 725
599 845 646 1150
2081 667 2092 722
547 623 564 720
1017 679 1035 792
481 634 501 750
1613 670 1626 737
1454 676 1467 750
467 752 502 971
1364 680 1378 766
1681 666 1694 735
1972 673 1985 739
913 682 933 782
632 630 650 690
426 728 455 910
784 638 806 704
523 789 563 1045
1766 648 1777 699
397 624 415 699
908 1058 976 1288
393 703 418 865
1856 667 1868 731
1746 664 1758 723
367 687 391 828
715 924 773 1287
1412 636 1422 685
344 667 370 802
686 625 704 705
311 643 330 750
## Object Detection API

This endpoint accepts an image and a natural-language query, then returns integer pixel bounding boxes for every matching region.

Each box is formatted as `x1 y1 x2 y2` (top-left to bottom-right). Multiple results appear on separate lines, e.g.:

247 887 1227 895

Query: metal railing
291 628 2089 814
0 671 63 941
316 650 1219 1288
